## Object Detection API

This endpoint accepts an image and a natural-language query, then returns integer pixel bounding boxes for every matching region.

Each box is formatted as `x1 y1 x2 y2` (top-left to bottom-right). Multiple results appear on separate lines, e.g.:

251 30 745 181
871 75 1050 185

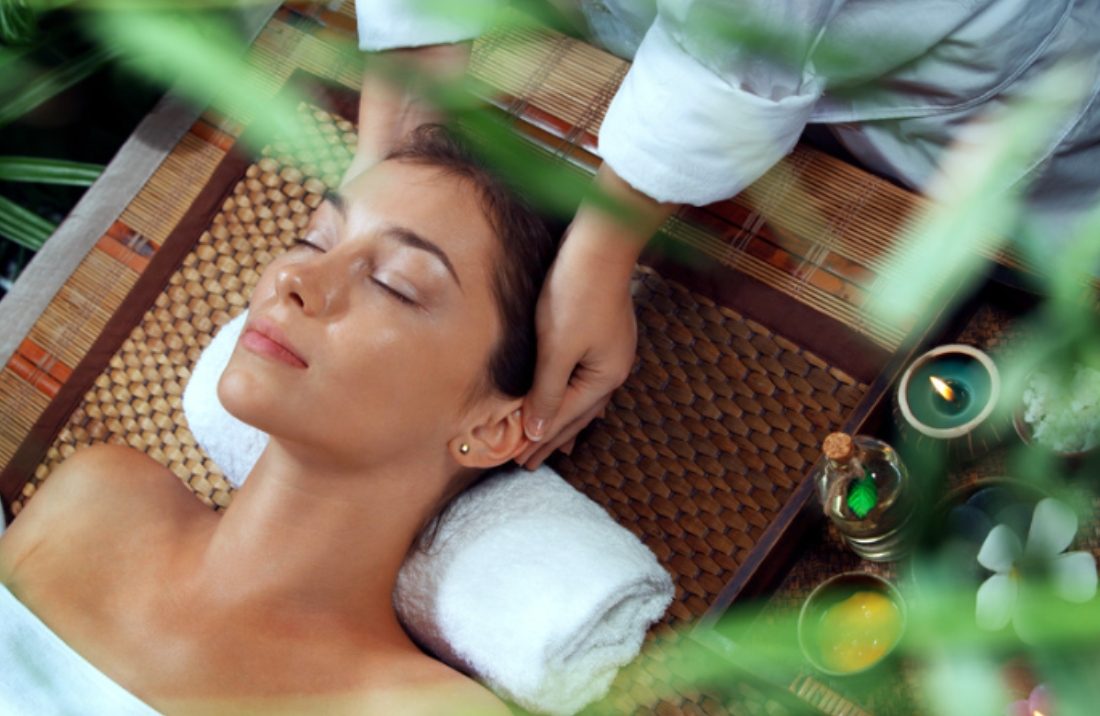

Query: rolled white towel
181 312 267 487
396 466 673 716
182 310 674 715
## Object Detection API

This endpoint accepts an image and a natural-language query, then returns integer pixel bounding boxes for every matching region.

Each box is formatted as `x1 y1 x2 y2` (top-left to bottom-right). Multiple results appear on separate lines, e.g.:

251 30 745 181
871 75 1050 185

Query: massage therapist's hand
342 42 471 187
518 165 677 468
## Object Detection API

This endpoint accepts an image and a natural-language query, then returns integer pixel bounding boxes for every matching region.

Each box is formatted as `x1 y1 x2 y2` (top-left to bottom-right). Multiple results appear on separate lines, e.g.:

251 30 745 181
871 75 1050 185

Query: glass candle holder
894 344 1005 459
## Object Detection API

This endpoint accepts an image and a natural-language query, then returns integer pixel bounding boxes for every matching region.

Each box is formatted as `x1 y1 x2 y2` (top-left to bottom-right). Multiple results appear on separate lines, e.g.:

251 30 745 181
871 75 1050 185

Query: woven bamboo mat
0 6 930 715
23 95 870 585
1 1 1035 494
0 5 1047 715
466 19 1058 356
22 100 869 716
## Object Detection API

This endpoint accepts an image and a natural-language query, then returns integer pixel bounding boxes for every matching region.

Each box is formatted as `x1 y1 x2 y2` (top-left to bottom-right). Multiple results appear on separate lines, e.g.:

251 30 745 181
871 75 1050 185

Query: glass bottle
817 432 917 562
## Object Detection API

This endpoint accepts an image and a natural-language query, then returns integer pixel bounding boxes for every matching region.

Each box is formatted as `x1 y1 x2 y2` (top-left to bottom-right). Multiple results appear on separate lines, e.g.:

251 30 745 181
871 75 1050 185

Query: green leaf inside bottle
846 469 878 519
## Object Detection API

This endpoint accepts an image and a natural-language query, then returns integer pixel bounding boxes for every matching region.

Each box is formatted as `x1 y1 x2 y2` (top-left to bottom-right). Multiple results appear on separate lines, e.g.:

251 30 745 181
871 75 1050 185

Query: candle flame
930 375 955 401
1034 711 1045 716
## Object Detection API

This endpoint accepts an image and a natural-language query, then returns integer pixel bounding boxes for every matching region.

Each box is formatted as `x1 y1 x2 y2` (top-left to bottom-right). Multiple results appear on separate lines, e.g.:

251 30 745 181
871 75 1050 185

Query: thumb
523 355 572 442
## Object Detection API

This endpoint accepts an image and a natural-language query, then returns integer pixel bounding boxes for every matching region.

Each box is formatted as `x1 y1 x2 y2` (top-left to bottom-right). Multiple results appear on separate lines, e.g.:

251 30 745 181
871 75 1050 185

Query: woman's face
218 160 505 469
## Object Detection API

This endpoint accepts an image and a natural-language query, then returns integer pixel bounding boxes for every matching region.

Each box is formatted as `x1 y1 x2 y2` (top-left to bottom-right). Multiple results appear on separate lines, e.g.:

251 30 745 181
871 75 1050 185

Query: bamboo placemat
0 1 1015 497
0 5 1048 715
0 5 361 491
16 99 868 716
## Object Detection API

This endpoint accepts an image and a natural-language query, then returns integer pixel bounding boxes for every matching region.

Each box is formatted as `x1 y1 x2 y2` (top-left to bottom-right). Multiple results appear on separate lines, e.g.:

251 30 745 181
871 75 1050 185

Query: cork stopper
822 432 855 462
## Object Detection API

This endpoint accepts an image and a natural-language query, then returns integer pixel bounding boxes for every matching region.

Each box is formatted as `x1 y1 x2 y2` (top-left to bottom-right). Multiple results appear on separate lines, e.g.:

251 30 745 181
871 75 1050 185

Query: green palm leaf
0 193 56 251
0 157 104 186
0 43 121 130
0 0 37 45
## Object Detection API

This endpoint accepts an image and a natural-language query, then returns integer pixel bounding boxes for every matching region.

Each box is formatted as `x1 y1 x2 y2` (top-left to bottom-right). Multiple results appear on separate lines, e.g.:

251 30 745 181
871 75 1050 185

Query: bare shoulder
0 443 201 581
33 442 189 516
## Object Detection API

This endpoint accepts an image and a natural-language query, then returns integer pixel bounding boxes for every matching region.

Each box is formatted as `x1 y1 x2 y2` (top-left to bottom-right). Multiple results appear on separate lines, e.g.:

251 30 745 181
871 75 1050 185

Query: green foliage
0 44 120 130
0 0 38 44
0 3 1098 714
0 156 102 185
0 192 54 250
85 9 306 155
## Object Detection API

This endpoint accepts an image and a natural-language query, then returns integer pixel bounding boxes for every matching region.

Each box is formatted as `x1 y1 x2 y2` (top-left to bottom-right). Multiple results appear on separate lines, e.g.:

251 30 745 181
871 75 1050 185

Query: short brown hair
386 123 561 398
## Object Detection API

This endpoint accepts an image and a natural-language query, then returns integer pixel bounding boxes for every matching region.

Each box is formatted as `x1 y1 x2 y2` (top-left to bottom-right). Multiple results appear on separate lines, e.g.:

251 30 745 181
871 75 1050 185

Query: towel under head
396 466 674 716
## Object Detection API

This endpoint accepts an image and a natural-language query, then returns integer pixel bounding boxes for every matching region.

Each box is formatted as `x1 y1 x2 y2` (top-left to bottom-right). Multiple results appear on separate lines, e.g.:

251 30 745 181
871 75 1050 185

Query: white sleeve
356 0 505 51
599 2 836 205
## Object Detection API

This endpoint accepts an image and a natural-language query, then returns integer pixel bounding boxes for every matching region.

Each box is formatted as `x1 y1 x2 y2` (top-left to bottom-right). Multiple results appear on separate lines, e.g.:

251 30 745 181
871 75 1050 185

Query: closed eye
372 278 418 307
292 236 324 252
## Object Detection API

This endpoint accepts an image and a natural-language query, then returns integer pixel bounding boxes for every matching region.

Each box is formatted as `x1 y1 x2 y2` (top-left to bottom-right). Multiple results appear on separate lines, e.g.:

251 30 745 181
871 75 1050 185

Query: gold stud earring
460 443 470 454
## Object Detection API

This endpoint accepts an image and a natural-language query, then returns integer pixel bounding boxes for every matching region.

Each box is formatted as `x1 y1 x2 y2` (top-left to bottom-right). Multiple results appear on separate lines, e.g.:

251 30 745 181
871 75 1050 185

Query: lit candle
929 375 971 415
902 348 992 430
894 344 1002 459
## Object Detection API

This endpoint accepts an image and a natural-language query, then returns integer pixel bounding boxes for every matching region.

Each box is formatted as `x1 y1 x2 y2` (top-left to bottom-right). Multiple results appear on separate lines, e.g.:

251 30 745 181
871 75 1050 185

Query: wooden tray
696 274 1100 716
0 6 1088 716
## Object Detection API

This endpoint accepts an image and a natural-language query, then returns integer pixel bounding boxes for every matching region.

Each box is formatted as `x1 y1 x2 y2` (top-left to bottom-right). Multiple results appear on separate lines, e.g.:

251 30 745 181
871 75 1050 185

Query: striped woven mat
0 3 1050 715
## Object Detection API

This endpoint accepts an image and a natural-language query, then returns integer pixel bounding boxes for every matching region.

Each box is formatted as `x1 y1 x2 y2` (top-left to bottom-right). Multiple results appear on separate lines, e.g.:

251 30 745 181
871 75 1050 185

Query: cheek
330 326 490 427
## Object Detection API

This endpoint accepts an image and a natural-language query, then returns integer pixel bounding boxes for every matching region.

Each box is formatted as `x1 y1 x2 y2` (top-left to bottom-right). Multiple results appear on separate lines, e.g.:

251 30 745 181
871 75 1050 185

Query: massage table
0 3 1060 714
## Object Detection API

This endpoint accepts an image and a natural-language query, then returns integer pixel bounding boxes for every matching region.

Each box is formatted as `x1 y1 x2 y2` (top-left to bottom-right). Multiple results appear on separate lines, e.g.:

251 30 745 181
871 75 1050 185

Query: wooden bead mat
13 100 865 716
0 7 924 716
24 99 868 608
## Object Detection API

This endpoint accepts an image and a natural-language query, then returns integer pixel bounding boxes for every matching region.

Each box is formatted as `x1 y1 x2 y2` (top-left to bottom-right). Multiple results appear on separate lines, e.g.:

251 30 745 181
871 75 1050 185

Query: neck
192 439 450 631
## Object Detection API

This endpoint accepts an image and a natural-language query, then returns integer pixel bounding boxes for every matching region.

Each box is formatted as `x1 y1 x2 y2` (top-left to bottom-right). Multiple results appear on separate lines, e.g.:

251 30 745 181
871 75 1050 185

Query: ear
449 401 529 468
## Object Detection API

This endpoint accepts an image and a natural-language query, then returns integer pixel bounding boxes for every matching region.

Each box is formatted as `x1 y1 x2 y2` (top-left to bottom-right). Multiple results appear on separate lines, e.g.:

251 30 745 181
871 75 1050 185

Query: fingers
517 393 611 470
522 346 576 443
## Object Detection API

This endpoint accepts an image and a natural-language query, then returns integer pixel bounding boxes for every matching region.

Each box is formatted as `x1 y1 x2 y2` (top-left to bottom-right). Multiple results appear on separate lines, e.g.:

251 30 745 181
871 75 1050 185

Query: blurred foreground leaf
0 0 37 44
86 9 306 153
874 61 1098 326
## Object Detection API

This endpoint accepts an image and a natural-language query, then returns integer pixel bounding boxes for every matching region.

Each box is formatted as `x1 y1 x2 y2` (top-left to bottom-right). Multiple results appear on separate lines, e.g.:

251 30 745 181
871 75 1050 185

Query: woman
0 124 560 715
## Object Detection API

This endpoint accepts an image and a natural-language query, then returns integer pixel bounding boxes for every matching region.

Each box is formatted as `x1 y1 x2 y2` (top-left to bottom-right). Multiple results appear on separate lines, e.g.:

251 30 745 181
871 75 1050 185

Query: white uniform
356 0 1100 228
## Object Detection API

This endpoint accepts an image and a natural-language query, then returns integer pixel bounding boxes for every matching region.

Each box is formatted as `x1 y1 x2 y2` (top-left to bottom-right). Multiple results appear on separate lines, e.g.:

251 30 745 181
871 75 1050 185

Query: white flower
975 497 1098 639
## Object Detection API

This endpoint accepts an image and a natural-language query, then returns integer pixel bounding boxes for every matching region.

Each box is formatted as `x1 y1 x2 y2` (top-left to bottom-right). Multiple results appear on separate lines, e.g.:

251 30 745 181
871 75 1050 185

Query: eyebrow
323 191 462 289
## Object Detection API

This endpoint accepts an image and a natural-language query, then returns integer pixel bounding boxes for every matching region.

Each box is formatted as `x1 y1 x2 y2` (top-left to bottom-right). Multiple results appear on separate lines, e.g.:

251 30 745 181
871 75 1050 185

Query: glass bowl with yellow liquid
798 572 907 677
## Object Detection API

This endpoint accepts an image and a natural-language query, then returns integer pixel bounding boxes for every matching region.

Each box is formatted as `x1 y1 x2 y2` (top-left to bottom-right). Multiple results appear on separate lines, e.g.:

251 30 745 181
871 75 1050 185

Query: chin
215 355 283 435
216 354 324 450
217 365 254 423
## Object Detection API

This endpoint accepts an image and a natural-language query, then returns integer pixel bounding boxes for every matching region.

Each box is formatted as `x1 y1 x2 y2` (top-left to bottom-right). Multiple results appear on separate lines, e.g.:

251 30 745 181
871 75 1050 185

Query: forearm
348 43 471 182
564 162 678 282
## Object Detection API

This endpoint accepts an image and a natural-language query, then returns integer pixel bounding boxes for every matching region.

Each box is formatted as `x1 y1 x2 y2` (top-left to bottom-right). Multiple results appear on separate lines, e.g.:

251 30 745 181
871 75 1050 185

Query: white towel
395 466 673 716
0 583 162 715
180 312 267 488
182 312 675 715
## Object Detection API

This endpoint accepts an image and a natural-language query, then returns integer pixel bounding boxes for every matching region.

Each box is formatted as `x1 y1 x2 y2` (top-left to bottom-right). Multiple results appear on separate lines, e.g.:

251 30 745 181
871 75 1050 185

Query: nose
274 257 337 315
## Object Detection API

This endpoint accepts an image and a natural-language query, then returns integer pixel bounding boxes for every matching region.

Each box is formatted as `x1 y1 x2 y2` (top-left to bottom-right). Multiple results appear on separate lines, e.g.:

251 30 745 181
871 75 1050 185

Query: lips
241 316 308 369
